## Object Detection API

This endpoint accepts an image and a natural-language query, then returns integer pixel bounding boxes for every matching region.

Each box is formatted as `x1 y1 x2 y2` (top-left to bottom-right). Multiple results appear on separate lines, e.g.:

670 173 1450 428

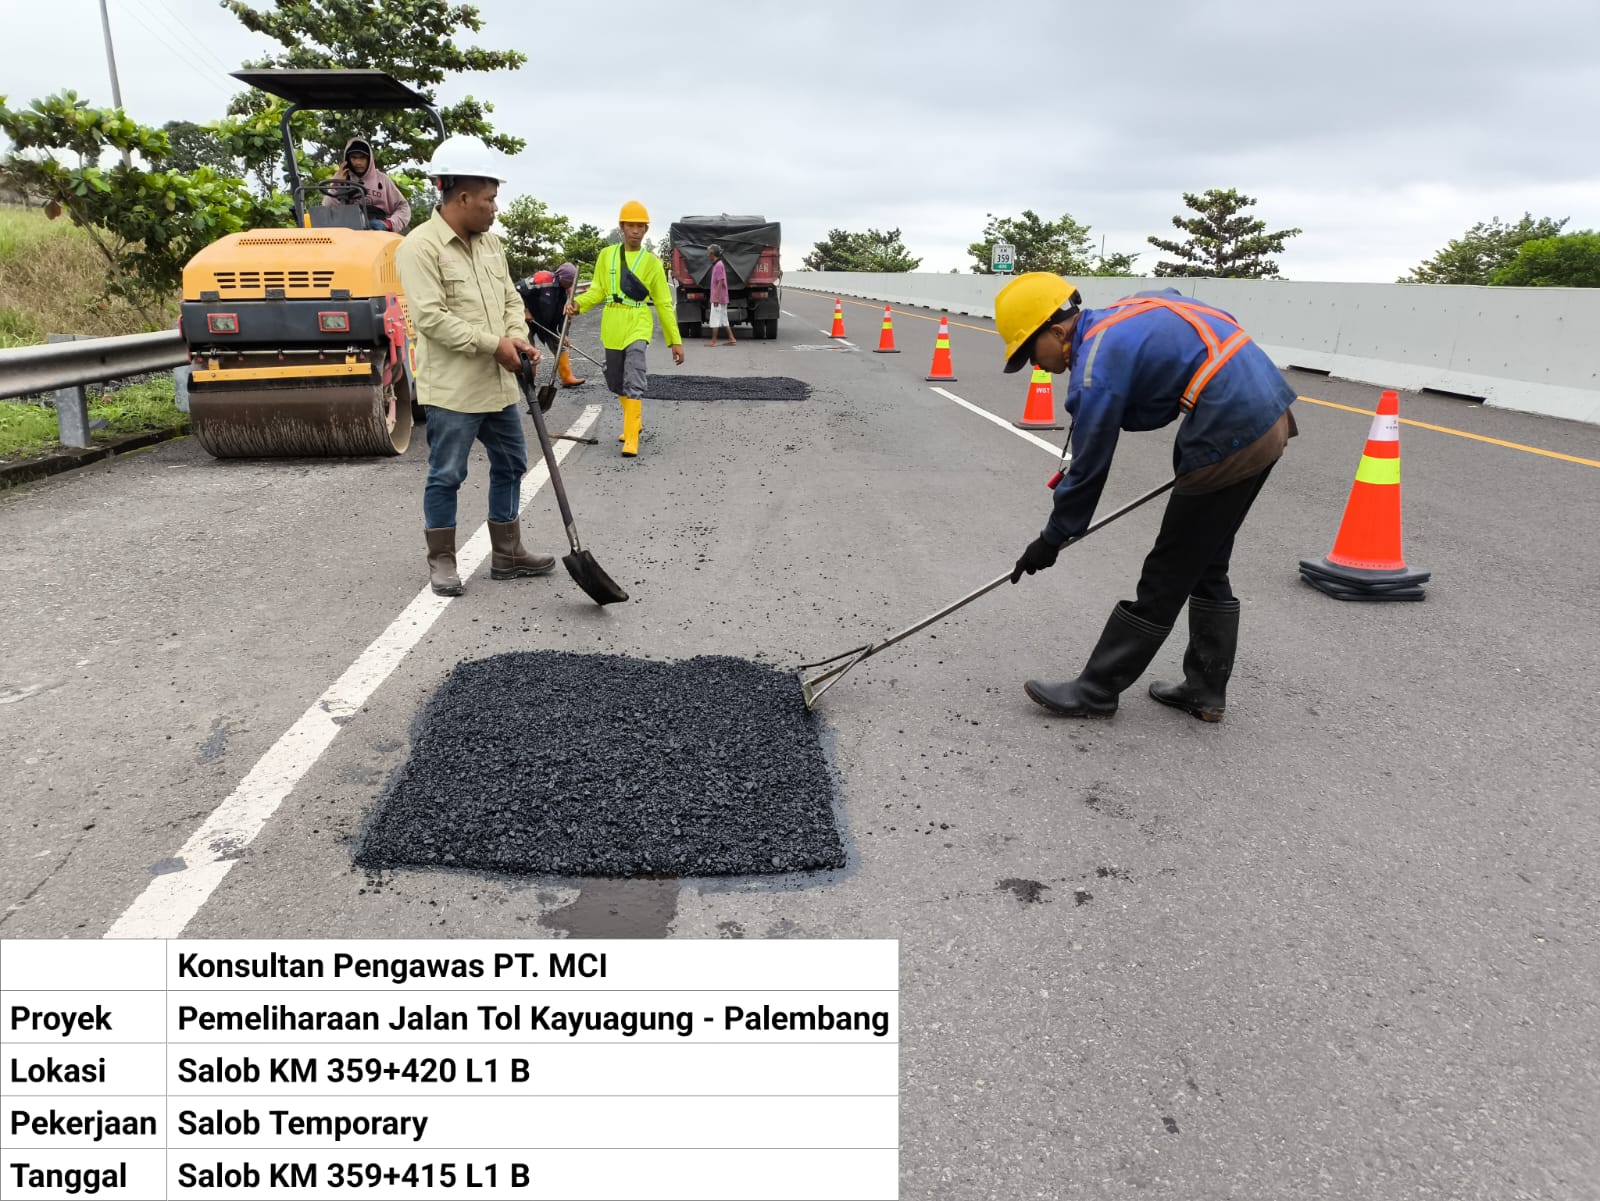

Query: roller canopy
230 70 436 110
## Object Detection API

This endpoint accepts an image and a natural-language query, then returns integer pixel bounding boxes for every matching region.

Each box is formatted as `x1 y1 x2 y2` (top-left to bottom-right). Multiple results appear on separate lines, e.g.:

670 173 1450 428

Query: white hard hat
423 135 509 184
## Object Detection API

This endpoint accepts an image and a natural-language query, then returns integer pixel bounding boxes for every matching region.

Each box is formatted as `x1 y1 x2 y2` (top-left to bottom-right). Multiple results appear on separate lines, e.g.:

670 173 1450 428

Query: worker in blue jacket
998 273 1297 722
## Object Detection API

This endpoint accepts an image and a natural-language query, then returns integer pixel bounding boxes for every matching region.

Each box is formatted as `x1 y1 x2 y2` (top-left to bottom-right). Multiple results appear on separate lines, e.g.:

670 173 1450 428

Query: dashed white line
929 387 1064 455
104 405 605 939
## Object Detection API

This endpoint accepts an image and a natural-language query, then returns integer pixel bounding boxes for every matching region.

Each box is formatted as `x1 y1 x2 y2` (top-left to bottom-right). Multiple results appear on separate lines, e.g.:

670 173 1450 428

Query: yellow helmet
618 200 650 224
996 272 1081 373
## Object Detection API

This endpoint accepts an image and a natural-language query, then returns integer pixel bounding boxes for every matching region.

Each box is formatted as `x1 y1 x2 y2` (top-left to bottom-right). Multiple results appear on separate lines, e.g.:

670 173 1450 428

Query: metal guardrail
0 330 188 402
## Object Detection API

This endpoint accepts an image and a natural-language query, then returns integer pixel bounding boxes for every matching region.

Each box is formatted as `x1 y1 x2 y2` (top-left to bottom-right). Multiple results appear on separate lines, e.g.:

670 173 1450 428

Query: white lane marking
781 309 798 318
105 406 605 940
839 340 857 349
929 387 1062 455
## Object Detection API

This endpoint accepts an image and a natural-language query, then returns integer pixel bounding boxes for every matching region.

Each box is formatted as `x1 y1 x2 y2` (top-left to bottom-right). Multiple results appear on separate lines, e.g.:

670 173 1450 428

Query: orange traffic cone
924 314 956 381
874 305 899 353
828 299 847 339
1300 389 1429 600
1013 367 1064 430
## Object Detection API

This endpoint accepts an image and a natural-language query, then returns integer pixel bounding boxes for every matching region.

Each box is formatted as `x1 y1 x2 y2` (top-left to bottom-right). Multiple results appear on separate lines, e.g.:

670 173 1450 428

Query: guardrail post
173 364 191 413
46 333 93 449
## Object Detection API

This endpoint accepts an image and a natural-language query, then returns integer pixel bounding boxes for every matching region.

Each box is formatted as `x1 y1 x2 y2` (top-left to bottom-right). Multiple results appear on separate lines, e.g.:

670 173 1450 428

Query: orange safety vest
1079 297 1253 412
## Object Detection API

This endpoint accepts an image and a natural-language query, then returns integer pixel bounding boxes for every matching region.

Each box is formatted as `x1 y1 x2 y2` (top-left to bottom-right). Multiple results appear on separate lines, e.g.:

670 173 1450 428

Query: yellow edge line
1294 395 1600 468
793 289 1599 469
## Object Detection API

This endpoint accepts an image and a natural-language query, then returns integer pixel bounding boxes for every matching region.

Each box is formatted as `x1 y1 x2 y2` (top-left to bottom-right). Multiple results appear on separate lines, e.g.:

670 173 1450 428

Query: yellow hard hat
619 200 650 224
996 272 1081 373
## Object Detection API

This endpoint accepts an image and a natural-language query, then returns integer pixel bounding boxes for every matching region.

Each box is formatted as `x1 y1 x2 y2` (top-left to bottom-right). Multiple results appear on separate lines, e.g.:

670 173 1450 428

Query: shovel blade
536 384 557 412
563 548 629 606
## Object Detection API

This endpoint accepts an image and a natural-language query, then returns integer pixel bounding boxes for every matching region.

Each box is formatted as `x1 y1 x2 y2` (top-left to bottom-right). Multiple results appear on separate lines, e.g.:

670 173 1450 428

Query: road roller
180 70 444 458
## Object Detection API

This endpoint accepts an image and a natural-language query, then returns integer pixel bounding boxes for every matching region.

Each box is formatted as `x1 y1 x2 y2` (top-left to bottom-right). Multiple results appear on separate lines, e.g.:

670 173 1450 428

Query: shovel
516 353 629 606
533 309 573 412
798 478 1176 709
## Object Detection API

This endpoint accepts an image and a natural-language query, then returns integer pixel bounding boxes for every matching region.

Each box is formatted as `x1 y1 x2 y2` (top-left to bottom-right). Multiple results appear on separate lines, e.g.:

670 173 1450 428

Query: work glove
369 218 391 231
1010 535 1061 584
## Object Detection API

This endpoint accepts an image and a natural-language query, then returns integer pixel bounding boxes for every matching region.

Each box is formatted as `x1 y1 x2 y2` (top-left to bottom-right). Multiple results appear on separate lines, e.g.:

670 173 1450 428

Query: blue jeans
422 404 527 529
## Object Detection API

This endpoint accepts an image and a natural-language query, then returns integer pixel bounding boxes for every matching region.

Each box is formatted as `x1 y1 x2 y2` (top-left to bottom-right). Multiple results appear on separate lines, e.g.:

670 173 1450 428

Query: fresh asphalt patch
644 375 810 402
354 652 844 878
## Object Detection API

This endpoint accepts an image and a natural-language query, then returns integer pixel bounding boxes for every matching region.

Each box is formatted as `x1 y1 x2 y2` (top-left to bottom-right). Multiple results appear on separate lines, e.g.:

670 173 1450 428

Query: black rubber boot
1024 601 1172 717
1149 596 1240 722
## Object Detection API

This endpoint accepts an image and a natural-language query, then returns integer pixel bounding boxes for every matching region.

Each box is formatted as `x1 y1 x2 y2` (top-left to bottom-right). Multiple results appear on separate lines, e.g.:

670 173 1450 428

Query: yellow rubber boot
617 396 626 441
620 396 642 457
558 351 585 387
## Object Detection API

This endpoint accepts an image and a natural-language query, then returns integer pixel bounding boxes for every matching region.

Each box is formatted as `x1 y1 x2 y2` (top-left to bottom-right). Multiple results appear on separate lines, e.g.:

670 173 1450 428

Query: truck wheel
748 321 764 341
684 322 702 339
764 319 779 340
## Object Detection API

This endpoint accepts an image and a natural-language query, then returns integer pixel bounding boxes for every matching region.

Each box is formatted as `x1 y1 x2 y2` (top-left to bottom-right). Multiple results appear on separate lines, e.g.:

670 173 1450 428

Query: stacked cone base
1299 557 1429 602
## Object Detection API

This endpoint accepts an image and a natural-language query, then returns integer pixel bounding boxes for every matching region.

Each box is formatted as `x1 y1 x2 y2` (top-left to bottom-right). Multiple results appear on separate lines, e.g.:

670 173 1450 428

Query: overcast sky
5 0 1598 281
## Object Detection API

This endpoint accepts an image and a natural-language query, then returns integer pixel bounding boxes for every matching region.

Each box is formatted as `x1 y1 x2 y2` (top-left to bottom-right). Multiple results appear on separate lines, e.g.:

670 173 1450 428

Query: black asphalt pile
644 375 809 402
355 652 844 878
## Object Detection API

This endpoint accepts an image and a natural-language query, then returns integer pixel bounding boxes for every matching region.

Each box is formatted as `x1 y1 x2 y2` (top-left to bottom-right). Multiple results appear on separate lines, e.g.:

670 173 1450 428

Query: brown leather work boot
424 527 464 597
487 519 555 579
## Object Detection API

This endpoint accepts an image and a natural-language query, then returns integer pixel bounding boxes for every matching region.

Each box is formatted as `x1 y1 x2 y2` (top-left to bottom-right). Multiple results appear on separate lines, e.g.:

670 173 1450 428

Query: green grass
0 206 168 344
0 305 42 348
1 207 186 465
0 204 65 258
0 378 185 462
0 403 59 457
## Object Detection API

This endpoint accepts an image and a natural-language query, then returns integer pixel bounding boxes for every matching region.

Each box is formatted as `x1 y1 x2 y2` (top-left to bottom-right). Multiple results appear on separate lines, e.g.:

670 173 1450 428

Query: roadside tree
1401 213 1569 285
0 93 287 324
1148 188 1300 278
221 0 526 173
802 228 921 272
1489 231 1600 288
499 195 572 280
161 120 239 176
967 210 1094 275
562 223 607 274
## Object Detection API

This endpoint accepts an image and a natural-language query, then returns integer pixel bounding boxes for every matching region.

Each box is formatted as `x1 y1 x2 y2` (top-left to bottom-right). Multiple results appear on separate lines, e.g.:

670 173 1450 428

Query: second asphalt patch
644 376 810 402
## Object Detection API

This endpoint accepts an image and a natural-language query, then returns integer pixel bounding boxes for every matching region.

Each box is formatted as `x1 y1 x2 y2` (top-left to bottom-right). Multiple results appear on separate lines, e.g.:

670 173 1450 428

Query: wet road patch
644 375 809 402
355 652 844 878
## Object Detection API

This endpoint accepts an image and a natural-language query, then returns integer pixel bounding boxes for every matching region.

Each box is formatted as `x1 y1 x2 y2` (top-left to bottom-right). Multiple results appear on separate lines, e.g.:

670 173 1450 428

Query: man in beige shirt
395 136 553 597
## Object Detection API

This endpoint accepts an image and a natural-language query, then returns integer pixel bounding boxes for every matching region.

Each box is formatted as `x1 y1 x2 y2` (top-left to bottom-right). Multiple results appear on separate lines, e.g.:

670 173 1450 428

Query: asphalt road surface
3 287 1598 1199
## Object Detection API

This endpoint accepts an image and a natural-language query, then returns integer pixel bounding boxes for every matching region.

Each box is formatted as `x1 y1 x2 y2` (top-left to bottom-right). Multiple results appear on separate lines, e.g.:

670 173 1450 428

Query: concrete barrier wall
787 273 1600 425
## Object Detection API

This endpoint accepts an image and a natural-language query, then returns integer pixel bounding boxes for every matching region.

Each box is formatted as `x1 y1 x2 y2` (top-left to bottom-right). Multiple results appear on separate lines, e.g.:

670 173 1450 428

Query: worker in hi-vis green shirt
566 200 683 457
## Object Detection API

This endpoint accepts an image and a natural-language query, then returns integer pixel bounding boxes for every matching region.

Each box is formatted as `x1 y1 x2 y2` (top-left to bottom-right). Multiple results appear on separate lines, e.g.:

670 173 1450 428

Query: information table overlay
1 939 898 1200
